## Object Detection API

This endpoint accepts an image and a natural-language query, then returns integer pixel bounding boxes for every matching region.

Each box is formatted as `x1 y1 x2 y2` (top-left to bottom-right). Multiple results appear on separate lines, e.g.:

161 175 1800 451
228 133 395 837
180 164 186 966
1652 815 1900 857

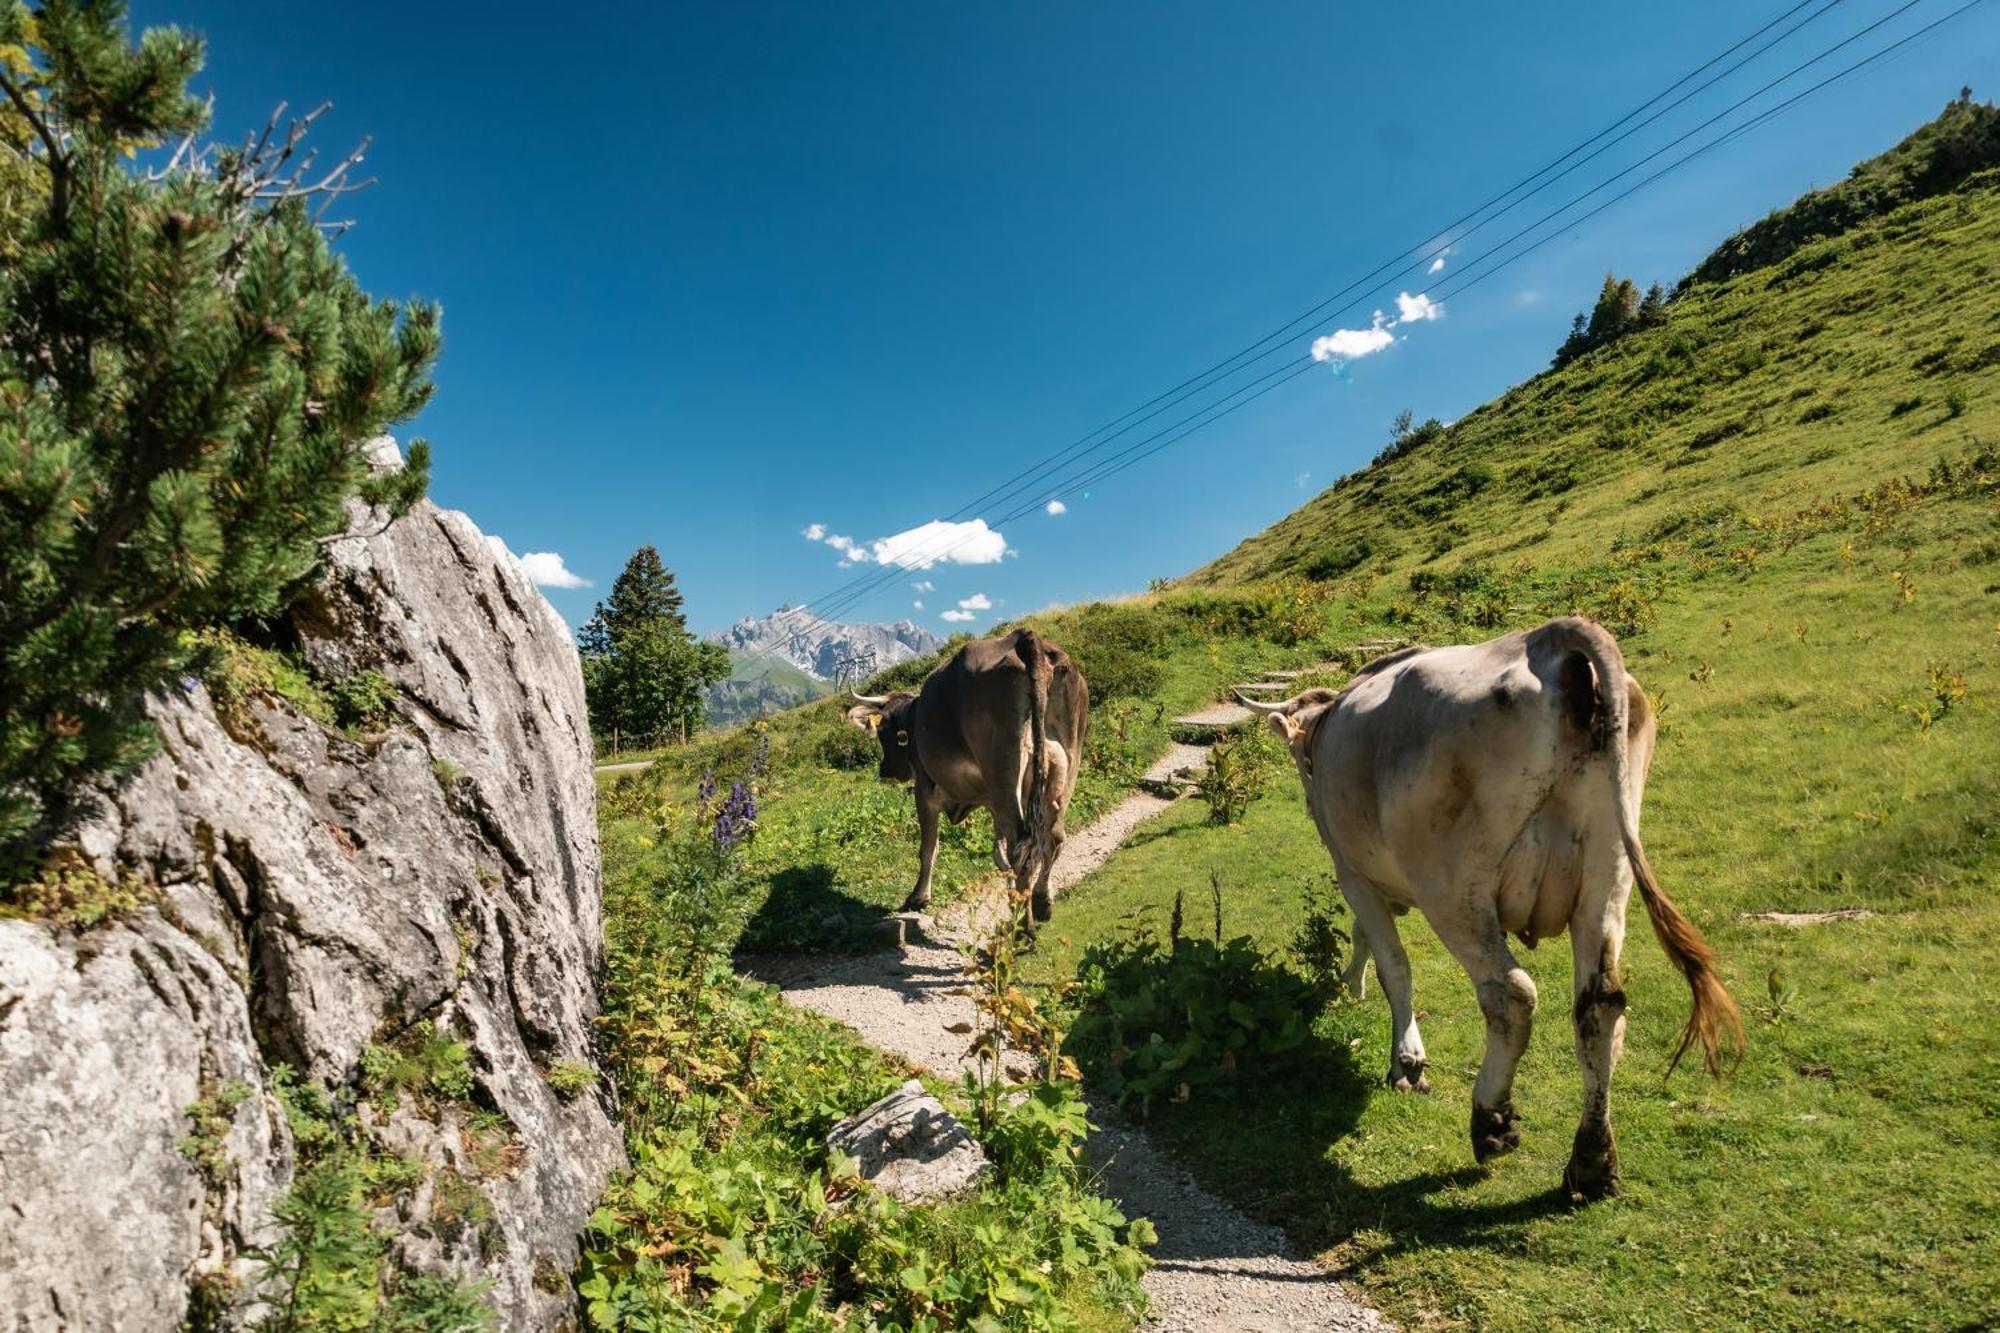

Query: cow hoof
1386 1065 1430 1094
1563 1126 1620 1202
1471 1103 1521 1163
900 891 932 913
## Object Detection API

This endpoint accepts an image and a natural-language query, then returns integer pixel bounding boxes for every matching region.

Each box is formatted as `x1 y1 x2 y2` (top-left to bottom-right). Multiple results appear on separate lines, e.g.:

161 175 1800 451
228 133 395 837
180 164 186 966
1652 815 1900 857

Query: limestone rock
0 441 623 1330
826 1080 991 1203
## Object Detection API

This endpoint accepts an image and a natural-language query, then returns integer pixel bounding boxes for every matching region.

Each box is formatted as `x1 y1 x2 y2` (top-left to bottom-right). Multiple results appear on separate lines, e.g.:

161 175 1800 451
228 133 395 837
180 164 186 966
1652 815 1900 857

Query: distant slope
1187 109 2000 591
705 652 834 727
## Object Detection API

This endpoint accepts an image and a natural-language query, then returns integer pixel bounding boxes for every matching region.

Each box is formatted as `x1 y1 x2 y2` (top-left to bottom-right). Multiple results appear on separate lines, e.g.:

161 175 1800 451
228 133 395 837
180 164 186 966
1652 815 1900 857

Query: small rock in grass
826 1080 990 1203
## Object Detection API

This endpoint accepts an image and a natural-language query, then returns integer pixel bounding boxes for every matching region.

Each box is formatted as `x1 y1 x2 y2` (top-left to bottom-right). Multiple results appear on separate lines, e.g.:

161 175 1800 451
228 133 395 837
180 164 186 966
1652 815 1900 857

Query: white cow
1241 616 1741 1200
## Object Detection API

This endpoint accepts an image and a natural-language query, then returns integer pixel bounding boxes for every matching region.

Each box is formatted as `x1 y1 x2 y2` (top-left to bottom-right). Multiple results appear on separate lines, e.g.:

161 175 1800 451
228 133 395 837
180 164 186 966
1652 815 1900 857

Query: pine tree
1552 274 1656 369
579 546 727 744
591 544 685 641
1638 282 1667 326
0 2 440 879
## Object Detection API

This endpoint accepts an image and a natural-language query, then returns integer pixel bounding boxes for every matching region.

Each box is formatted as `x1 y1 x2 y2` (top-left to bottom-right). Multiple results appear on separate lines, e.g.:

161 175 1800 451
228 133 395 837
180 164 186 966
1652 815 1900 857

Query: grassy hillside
1190 189 1999 590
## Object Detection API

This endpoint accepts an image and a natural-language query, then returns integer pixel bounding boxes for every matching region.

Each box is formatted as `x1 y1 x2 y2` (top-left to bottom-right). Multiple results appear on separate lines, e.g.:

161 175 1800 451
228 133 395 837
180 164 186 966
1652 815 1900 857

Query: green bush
1192 727 1278 825
359 1021 477 1112
1057 603 1178 704
0 6 438 881
1064 925 1325 1113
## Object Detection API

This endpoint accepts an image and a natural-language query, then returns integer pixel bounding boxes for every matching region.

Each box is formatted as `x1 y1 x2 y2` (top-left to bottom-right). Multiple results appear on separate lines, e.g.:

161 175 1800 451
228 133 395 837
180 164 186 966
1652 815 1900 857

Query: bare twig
145 98 375 233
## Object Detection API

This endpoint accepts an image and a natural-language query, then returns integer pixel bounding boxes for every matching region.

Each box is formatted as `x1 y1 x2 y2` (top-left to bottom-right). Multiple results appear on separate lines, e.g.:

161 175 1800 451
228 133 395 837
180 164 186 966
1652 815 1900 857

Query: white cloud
941 609 976 623
1427 254 1447 275
808 517 1012 571
1295 471 1312 489
516 551 591 589
867 518 1010 569
957 593 992 611
913 579 935 593
1045 499 1067 516
1309 291 1442 364
1395 290 1443 323
1311 315 1396 363
913 600 924 610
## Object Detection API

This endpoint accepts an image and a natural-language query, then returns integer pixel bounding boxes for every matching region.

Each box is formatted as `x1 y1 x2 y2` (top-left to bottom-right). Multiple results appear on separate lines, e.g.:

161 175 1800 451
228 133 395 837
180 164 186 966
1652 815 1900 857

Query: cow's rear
849 629 1088 927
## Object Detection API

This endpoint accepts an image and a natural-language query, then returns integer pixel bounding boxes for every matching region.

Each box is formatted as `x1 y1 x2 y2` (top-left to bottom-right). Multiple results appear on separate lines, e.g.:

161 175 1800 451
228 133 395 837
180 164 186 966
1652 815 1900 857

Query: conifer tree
0 1 440 878
578 546 727 744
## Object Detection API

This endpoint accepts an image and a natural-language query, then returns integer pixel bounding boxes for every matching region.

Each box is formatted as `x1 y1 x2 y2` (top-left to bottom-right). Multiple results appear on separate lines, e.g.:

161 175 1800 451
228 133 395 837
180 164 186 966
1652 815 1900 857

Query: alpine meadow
5 4 2000 1330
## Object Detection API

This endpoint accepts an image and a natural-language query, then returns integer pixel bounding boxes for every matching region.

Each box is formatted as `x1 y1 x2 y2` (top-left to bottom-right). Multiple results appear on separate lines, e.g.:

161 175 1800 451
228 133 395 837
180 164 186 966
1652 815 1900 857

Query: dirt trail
743 714 1389 1330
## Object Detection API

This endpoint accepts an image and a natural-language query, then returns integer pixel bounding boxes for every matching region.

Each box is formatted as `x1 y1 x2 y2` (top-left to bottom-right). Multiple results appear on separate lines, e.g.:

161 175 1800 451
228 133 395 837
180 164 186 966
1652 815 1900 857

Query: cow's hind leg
1564 872 1632 1202
1434 901 1536 1163
1343 918 1371 1002
1338 864 1427 1092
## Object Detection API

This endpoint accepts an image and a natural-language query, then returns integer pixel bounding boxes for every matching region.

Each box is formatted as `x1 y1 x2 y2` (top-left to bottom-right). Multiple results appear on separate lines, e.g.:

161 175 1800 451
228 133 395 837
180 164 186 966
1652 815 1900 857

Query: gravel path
741 731 1388 1331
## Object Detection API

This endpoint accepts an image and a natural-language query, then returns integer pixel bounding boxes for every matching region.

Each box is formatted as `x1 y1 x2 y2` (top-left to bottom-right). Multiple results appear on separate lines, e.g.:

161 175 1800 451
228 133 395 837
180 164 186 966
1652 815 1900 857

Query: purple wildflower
711 779 758 852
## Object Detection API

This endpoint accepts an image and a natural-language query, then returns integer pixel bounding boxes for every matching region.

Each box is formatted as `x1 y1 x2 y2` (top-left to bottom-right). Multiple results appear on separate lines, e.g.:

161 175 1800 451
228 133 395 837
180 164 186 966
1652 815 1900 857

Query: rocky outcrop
0 441 623 1330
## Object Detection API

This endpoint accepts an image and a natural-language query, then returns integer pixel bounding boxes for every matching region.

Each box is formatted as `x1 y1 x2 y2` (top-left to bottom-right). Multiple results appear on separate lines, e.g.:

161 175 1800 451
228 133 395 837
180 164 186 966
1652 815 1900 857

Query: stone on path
827 1079 992 1203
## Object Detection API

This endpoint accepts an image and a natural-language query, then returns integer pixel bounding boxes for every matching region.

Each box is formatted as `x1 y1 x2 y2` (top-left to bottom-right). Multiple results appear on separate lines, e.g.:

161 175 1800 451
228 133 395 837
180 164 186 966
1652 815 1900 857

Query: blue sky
134 0 2000 635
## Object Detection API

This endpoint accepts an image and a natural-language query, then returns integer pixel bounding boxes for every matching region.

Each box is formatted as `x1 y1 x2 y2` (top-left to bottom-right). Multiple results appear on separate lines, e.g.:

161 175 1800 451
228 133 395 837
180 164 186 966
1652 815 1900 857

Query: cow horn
850 692 889 706
1233 689 1291 715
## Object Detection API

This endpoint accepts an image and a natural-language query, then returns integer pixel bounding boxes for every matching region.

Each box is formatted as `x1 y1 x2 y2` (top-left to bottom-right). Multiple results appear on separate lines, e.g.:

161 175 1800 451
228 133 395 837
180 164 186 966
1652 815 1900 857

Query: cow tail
1558 618 1744 1079
1021 627 1052 867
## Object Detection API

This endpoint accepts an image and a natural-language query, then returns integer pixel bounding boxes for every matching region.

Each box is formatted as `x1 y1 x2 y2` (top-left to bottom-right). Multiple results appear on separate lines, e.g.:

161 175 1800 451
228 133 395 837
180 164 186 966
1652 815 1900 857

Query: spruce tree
0 1 440 879
579 546 727 744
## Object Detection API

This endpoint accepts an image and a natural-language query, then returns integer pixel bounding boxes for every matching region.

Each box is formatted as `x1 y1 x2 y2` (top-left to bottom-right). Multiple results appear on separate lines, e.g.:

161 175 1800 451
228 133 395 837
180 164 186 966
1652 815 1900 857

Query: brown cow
848 627 1087 928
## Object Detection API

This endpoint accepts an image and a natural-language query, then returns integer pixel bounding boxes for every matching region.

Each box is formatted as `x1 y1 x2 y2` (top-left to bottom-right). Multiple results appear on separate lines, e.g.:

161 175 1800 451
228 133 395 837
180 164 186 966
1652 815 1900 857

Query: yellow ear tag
866 713 882 733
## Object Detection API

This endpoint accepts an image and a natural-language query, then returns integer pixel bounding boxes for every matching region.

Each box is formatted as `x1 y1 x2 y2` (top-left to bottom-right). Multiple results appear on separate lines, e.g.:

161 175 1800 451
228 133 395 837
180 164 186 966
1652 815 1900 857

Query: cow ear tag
866 713 883 733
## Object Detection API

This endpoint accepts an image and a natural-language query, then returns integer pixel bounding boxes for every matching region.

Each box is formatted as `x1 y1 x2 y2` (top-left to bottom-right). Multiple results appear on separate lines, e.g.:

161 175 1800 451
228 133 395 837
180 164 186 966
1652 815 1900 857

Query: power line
728 0 1976 680
722 1 1858 677
925 0 1848 532
999 0 1957 514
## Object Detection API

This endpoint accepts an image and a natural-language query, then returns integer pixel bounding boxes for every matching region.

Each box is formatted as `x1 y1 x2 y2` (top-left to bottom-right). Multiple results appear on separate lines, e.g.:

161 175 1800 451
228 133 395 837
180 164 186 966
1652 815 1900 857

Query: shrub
0 7 439 881
1288 878 1353 1008
360 1020 477 1112
546 1061 597 1101
1065 919 1325 1112
1193 727 1278 825
1305 536 1374 581
0 848 152 930
812 712 879 770
1058 603 1177 703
